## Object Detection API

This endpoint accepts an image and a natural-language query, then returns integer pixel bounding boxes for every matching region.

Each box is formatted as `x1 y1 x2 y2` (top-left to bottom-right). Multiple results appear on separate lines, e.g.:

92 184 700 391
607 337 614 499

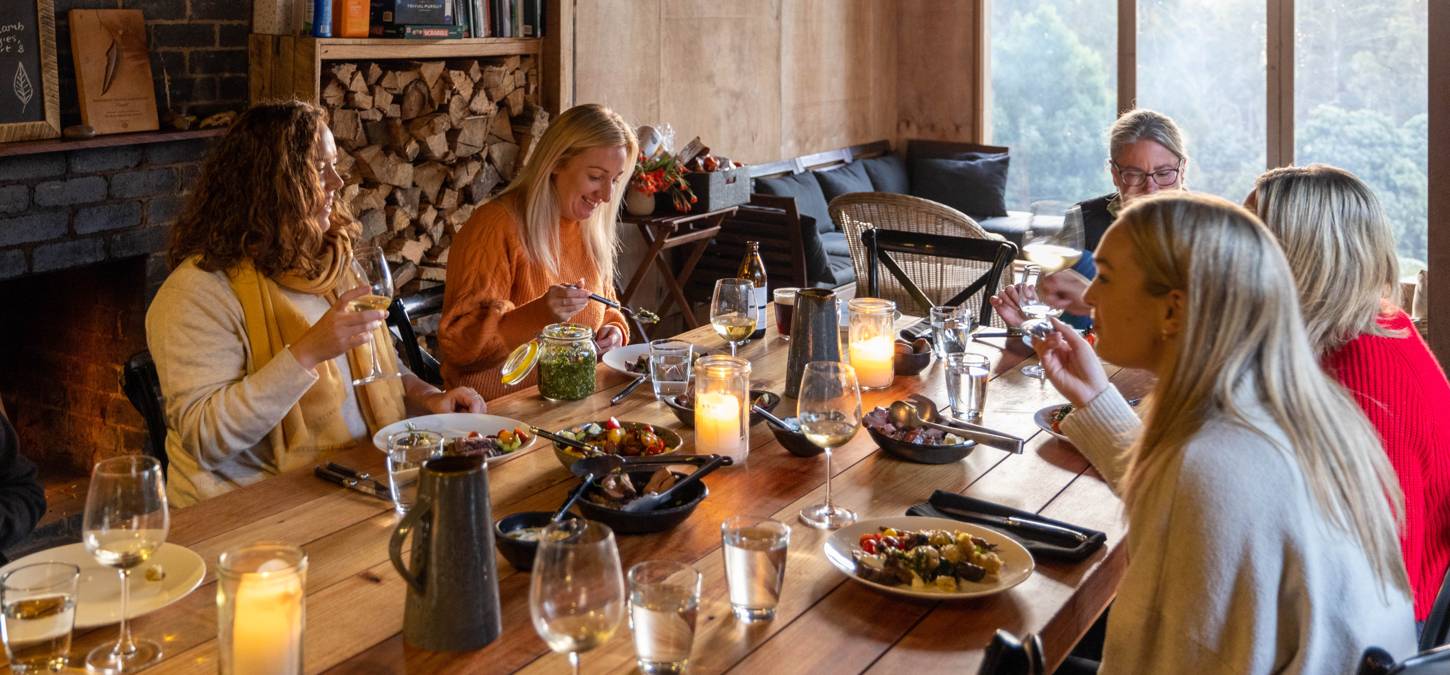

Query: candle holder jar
848 298 896 390
693 355 751 463
218 542 307 675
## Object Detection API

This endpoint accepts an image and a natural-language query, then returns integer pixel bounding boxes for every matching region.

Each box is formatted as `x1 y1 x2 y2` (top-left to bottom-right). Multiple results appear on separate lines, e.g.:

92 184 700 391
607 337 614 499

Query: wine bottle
737 241 768 340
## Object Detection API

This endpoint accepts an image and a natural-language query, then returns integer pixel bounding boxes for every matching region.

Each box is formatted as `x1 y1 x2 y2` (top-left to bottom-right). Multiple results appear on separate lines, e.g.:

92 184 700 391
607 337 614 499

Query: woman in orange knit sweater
439 104 638 399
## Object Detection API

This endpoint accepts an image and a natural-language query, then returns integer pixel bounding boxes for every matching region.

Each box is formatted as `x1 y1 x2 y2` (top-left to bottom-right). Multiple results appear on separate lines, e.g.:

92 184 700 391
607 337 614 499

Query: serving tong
314 462 390 500
567 454 731 513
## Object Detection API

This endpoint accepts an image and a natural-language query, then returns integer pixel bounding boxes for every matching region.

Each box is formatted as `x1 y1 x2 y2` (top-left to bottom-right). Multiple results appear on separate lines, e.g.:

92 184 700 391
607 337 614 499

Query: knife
610 374 648 405
929 503 1088 544
314 465 391 501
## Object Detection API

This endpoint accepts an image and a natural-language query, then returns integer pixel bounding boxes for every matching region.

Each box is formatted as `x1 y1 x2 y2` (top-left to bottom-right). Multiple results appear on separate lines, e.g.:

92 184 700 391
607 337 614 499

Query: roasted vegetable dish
440 427 531 459
852 527 1004 592
862 407 967 446
554 417 672 458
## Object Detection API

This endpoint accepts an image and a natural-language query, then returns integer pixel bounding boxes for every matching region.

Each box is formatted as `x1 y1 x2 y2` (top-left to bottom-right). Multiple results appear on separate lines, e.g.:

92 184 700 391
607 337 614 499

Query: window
1295 0 1428 267
990 1 1117 210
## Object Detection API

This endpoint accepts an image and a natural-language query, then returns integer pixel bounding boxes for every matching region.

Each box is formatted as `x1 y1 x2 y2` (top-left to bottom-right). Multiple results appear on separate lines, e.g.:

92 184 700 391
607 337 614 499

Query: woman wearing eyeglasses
993 109 1188 326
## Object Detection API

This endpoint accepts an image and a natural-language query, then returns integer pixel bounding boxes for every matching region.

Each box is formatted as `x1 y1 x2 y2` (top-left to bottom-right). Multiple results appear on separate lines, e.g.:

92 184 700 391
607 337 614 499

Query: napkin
906 489 1106 562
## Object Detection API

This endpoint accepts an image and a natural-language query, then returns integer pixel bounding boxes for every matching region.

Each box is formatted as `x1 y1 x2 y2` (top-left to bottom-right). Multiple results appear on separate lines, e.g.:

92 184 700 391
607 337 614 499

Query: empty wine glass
797 361 861 530
530 519 626 675
82 456 169 672
348 245 396 385
710 279 756 357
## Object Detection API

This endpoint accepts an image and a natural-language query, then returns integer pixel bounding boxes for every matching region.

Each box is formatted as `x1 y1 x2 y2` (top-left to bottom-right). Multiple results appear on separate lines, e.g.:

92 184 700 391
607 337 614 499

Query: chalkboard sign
0 0 60 142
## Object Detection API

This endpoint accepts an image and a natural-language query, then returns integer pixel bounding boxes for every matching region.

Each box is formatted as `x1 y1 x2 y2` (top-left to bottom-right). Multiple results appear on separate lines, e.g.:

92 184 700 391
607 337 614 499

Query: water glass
929 305 974 357
720 516 790 622
627 561 701 675
0 563 79 673
773 288 799 339
945 353 991 423
386 430 444 516
648 339 693 400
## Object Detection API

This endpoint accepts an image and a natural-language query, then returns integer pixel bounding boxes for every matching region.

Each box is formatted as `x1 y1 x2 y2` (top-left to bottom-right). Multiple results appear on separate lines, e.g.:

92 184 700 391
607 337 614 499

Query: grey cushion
814 162 873 204
754 172 835 235
911 154 1010 218
860 154 909 194
817 231 857 286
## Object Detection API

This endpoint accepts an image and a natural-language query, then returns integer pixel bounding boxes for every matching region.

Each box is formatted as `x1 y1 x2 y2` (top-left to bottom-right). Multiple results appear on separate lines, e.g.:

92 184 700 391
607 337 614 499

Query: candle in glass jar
849 336 895 388
227 561 304 674
695 391 745 460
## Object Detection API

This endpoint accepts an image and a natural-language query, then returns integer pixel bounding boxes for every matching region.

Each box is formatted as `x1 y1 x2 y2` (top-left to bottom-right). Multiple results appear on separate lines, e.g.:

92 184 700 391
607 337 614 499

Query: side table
618 206 739 330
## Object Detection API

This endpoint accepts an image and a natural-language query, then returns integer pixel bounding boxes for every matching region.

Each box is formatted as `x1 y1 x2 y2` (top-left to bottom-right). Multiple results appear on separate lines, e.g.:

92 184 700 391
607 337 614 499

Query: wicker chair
831 192 1012 324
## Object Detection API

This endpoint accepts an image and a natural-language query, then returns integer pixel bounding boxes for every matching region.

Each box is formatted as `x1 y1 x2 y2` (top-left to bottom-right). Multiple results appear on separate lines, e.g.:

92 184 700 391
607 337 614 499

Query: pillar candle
850 336 895 389
695 392 745 461
227 562 304 675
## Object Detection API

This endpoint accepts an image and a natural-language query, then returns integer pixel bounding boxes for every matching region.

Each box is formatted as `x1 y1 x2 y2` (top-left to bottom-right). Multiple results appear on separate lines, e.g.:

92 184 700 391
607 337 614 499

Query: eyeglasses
1110 160 1182 188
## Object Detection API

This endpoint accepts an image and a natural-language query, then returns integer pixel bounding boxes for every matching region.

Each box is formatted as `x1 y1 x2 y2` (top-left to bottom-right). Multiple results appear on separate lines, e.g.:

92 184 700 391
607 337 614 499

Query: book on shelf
370 0 449 31
377 23 467 38
521 0 539 37
334 0 370 37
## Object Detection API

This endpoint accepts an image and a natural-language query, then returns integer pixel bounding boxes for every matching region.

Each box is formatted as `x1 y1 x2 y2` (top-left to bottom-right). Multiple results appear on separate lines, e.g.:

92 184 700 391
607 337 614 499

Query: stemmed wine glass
530 519 626 675
797 361 861 530
82 456 169 672
710 279 756 357
348 246 396 385
1019 203 1086 379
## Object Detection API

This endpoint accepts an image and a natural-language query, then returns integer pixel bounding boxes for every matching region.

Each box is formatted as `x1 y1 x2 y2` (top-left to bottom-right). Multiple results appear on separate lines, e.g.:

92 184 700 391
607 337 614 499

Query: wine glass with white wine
797 361 862 530
530 519 626 675
82 456 169 672
1019 202 1085 379
710 278 756 357
348 245 396 385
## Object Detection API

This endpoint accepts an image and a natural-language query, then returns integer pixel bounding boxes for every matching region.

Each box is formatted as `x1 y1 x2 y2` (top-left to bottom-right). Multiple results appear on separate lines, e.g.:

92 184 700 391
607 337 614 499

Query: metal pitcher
389 455 502 651
784 288 842 398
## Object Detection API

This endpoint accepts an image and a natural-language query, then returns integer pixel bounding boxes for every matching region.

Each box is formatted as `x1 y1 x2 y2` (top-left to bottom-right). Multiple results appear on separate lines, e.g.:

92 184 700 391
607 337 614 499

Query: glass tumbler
0 562 79 674
386 430 444 516
627 561 702 674
648 339 693 401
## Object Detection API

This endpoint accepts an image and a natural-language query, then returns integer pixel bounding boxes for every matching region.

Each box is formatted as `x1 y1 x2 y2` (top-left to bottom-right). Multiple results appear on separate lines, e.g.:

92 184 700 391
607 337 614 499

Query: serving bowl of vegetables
550 417 683 470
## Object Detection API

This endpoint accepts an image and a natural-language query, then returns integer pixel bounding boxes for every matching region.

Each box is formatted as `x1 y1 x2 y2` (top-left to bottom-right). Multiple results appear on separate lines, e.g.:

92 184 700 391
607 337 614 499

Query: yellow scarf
228 235 407 472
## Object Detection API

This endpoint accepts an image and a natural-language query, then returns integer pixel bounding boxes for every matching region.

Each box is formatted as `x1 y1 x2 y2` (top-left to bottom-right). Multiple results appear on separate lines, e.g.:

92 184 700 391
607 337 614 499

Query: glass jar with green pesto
536 323 598 401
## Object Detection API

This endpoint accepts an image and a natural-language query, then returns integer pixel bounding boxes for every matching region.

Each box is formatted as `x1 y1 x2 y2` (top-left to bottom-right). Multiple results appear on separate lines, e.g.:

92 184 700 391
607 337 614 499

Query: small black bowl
661 389 782 428
893 348 933 376
575 470 707 535
766 416 824 457
865 424 976 464
494 511 579 572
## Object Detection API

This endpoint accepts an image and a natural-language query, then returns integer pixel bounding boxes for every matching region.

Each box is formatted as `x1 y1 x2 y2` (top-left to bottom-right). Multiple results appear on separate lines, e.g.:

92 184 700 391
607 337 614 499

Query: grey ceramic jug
784 288 842 398
389 454 502 651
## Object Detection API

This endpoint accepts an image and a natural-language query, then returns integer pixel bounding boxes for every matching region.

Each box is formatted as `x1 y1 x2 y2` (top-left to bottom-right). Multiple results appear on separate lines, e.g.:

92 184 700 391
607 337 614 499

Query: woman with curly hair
146 101 483 507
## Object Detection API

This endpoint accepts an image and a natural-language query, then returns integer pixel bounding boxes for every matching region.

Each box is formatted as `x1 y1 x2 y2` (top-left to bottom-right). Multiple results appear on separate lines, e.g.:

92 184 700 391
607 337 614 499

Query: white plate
602 343 651 375
1 543 206 629
824 516 1034 600
371 413 536 457
1034 404 1073 443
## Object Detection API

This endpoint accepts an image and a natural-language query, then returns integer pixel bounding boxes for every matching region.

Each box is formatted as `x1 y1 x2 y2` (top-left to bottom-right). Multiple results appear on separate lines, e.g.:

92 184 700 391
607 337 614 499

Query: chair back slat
861 226 1018 327
120 350 168 476
388 285 445 387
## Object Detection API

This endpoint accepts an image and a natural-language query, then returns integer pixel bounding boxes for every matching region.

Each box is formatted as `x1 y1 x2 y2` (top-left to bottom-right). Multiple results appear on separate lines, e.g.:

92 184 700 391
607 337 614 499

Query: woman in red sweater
1249 164 1450 625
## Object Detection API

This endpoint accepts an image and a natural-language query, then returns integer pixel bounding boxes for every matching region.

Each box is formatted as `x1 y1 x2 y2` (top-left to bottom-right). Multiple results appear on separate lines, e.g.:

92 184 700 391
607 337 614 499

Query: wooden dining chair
860 225 1019 328
1357 644 1450 675
120 350 169 476
387 285 445 387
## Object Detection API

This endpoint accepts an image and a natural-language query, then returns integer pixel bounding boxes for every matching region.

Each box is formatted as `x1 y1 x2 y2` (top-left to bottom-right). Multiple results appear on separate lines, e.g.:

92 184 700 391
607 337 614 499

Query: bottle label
752 286 767 334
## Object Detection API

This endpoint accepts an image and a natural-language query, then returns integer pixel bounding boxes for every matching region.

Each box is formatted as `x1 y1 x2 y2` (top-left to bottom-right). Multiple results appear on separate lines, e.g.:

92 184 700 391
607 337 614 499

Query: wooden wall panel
895 0 979 143
778 0 897 158
574 0 662 129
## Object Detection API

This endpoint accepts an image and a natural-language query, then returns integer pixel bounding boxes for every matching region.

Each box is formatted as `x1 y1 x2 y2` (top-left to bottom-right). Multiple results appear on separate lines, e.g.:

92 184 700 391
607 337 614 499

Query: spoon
552 475 595 521
889 400 1024 454
578 289 661 325
906 395 1025 453
753 404 794 432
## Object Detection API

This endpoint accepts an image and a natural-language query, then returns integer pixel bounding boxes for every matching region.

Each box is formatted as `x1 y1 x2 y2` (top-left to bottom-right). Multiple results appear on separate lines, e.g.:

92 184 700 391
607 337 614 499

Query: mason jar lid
500 339 540 386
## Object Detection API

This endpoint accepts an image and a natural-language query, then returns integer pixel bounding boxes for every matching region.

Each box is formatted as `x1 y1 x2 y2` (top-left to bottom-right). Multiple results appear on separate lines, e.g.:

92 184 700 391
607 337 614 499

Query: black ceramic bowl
575 470 708 535
661 389 782 428
893 348 933 376
766 416 824 457
865 424 976 464
494 511 579 572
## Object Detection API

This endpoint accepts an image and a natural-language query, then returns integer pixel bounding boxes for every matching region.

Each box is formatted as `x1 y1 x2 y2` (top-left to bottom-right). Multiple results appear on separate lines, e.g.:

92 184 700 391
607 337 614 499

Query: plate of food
824 516 1033 600
550 417 683 469
0 542 206 628
371 413 536 460
602 343 652 375
1034 404 1074 443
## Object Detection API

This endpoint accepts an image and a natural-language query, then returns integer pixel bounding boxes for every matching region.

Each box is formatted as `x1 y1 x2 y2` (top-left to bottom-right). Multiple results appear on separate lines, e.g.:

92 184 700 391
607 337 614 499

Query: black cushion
860 154 909 194
754 172 835 235
814 161 874 204
910 154 1010 218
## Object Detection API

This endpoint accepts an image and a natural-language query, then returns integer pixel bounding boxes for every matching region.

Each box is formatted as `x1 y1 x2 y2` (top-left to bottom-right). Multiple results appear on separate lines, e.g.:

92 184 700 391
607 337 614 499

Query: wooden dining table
59 307 1149 674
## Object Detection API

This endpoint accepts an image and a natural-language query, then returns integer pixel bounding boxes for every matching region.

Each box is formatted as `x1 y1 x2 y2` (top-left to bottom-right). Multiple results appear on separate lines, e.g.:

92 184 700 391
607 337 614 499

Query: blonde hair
1115 192 1409 597
1109 109 1190 183
500 103 638 287
1251 164 1401 354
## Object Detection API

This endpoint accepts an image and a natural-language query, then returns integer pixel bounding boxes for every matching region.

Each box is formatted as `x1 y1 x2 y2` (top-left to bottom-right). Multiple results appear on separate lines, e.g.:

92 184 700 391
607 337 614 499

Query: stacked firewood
321 55 548 294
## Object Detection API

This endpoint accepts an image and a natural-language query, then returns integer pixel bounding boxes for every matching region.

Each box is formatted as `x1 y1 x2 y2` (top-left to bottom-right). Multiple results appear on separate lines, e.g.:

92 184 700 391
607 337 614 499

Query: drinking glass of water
945 353 991 423
627 560 701 675
386 430 444 516
0 562 79 674
929 305 974 357
648 339 693 401
720 516 790 622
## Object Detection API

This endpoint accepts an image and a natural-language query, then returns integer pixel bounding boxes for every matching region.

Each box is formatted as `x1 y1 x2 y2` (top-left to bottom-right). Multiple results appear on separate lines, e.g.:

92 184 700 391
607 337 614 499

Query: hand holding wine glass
82 456 169 672
710 279 756 357
530 519 626 675
797 361 861 530
348 246 396 385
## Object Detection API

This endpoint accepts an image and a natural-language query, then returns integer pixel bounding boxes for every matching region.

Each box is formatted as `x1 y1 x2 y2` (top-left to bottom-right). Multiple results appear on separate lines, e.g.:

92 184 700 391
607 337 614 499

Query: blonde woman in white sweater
1033 192 1415 673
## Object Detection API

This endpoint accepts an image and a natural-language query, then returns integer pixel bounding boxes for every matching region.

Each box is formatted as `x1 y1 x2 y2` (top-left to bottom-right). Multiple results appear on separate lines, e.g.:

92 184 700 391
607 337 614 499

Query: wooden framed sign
0 0 61 143
69 9 157 135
